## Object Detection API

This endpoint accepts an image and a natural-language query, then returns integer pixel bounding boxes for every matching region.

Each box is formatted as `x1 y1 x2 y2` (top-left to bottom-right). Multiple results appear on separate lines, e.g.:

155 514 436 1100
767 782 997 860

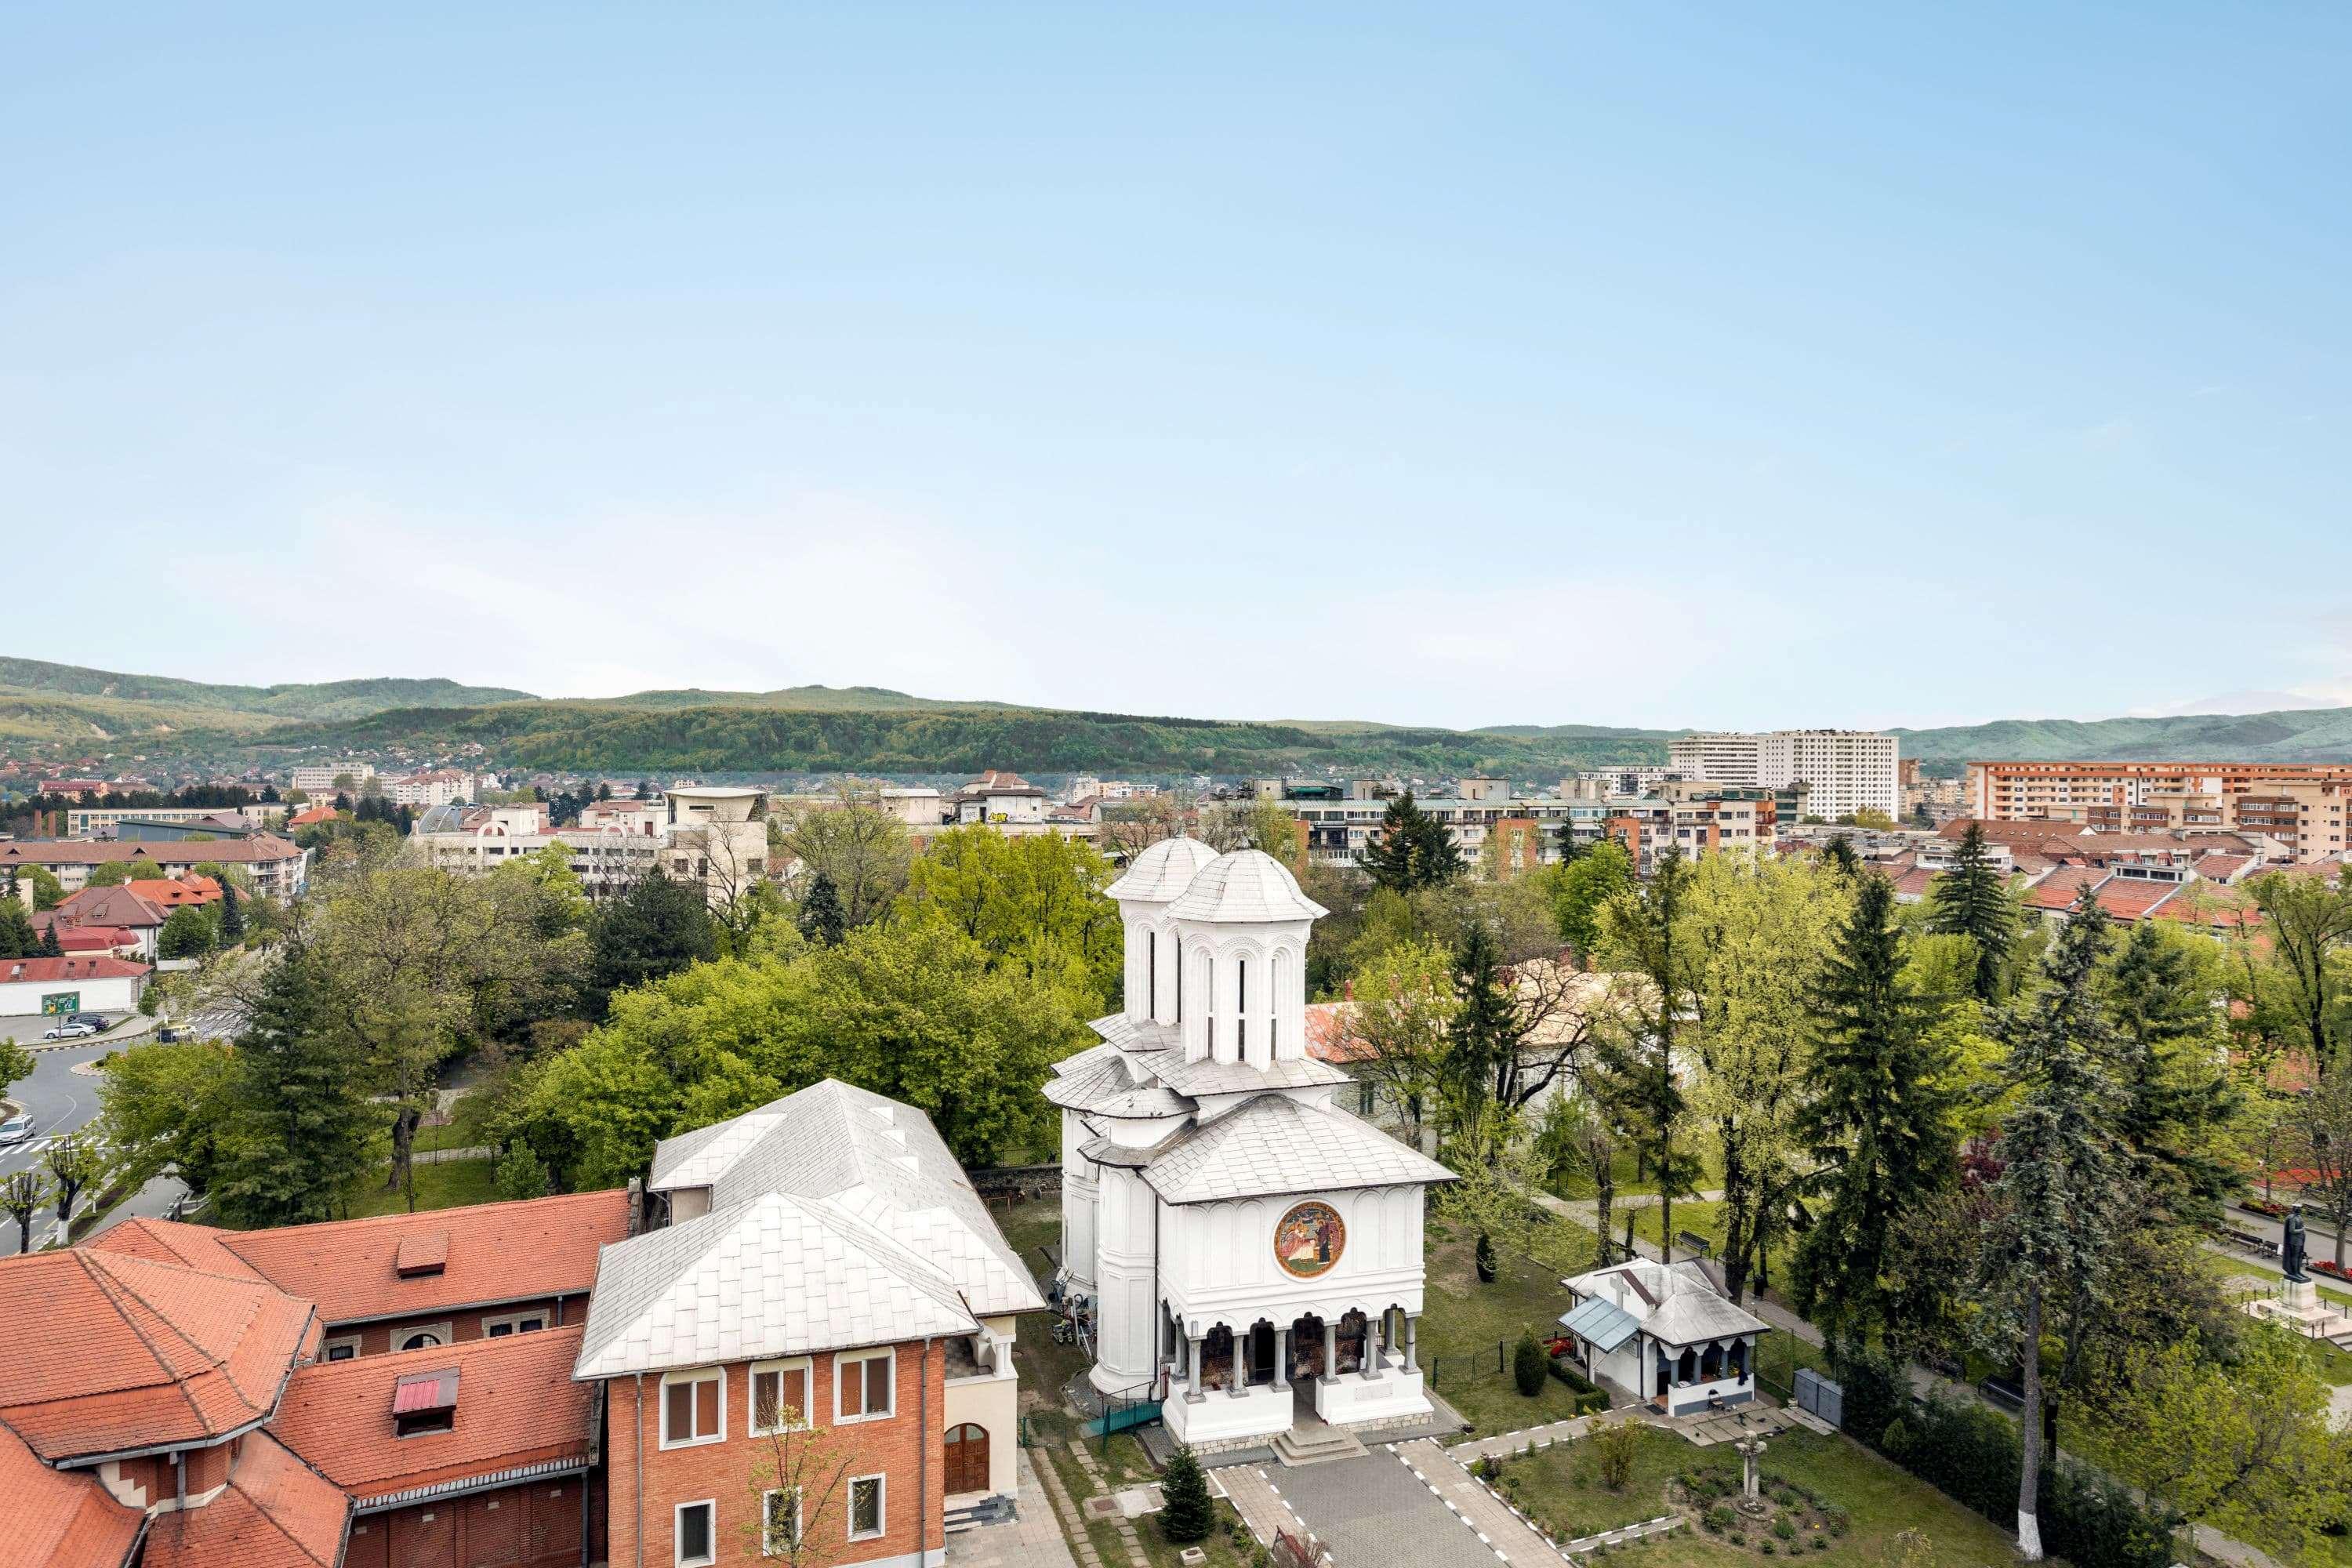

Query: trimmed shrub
1512 1330 1548 1397
1160 1443 1213 1544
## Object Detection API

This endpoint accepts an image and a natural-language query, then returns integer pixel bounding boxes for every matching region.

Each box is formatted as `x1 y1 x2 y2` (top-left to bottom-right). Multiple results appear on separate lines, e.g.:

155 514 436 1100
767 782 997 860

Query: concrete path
1213 1465 1316 1552
946 1450 1079 1568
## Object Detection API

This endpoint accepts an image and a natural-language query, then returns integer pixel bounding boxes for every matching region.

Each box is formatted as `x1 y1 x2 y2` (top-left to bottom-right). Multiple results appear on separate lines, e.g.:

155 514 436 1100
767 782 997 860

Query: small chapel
1047 837 1456 1450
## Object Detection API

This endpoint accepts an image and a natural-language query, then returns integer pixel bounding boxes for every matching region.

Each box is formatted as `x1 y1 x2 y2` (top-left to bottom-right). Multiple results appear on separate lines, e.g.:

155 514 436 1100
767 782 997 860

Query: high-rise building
1671 730 1899 822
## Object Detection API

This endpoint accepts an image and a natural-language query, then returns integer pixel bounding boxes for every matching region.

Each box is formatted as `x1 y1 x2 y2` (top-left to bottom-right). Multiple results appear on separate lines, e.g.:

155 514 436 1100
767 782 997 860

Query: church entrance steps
1272 1424 1369 1468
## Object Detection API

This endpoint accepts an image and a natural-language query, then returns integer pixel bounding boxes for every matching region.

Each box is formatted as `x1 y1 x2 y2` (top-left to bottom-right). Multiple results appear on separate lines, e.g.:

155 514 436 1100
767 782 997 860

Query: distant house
0 954 151 1015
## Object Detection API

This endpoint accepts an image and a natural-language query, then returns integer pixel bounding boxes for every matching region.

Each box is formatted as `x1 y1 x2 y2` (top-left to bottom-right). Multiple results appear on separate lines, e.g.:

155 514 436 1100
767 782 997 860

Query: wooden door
944 1422 991 1494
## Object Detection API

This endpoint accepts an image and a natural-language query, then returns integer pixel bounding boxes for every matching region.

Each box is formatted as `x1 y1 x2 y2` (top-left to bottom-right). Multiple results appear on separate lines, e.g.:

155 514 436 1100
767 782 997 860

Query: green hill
0 658 535 721
1894 707 2352 764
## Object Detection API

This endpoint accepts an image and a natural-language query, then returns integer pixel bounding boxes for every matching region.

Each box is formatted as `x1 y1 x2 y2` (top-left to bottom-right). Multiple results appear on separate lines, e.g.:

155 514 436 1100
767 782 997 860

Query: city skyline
7 5 2348 729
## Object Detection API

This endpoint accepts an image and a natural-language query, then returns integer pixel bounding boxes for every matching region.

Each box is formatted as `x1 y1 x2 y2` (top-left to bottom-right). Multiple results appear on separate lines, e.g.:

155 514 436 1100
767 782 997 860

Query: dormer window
395 1231 449 1278
393 1367 458 1436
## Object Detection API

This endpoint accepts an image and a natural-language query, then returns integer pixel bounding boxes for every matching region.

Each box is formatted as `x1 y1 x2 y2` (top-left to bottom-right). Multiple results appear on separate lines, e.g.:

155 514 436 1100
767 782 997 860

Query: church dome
1163 849 1329 924
1105 834 1220 903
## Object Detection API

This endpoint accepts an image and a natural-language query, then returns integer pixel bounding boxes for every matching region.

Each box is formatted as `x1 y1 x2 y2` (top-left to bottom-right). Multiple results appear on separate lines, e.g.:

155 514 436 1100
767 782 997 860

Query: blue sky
5 4 2348 729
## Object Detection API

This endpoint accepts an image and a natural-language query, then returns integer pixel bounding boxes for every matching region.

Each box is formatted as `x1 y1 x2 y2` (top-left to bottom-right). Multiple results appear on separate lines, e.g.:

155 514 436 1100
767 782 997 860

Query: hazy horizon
8 5 2348 730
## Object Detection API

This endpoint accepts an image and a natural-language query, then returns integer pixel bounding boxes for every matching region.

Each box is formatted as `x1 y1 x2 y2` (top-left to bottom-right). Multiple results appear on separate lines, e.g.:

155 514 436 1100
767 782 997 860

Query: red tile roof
0 1423 142 1568
140 1432 350 1568
0 954 151 986
272 1328 593 1501
220 1191 628 1328
53 926 140 953
2092 878 2180 920
0 837 303 868
287 806 339 827
49 884 168 931
0 1248 313 1462
1303 1001 1369 1064
128 877 223 909
87 1218 269 1283
2025 865 2103 910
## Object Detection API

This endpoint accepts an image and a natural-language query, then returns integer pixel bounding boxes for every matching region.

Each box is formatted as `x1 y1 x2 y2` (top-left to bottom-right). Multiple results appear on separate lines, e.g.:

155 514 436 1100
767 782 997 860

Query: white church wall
1160 1183 1428 1338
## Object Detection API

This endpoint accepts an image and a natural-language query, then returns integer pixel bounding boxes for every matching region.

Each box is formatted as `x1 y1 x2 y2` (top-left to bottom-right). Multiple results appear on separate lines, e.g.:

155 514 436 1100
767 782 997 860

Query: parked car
67 1013 109 1031
41 1022 97 1040
0 1115 34 1146
155 1026 182 1044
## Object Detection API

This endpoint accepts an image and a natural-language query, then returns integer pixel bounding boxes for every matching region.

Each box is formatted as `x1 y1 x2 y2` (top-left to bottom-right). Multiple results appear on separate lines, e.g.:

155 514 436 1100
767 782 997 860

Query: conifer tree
1358 793 1461 893
1593 846 1701 1260
1821 834 1860 880
1790 872 1954 1358
0 900 35 960
216 880 245 944
797 872 848 948
36 924 62 958
211 946 381 1227
2103 919 2239 1221
1926 822 2013 1001
1158 1443 1213 1544
1446 921 1516 1111
1975 886 2127 1563
1553 818 1584 864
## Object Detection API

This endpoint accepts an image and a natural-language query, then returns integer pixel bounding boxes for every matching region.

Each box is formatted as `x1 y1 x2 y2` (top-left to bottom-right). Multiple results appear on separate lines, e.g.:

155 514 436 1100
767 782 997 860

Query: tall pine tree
216 880 245 944
2103 919 2240 1224
1974 886 2127 1563
1446 921 1516 1112
1593 846 1702 1261
211 946 381 1227
1358 793 1463 893
1789 872 1955 1358
1926 821 2013 1001
797 872 847 947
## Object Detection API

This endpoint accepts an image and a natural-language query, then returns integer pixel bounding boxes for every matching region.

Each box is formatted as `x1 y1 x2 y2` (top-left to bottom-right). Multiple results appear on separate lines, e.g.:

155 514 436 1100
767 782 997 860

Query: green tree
590 871 719 1013
19 866 64 911
1682 851 1847 1304
1791 872 1955 1355
796 872 847 947
2 1168 42 1254
35 924 61 958
2103 920 2240 1224
1926 822 2014 1002
1445 921 1515 1116
1358 793 1461 894
157 905 217 960
898 827 1122 1016
0 1035 33 1095
778 793 913 929
1550 839 1632 960
495 1142 552 1202
2247 869 2352 1076
0 902 36 960
1512 1329 1548 1396
209 946 382 1226
86 859 156 889
216 879 245 944
45 1134 101 1243
1552 817 1584 864
1594 847 1703 1260
1974 887 2127 1563
2102 1327 2352 1561
1159 1444 1214 1544
96 1036 241 1199
1335 937 1457 1149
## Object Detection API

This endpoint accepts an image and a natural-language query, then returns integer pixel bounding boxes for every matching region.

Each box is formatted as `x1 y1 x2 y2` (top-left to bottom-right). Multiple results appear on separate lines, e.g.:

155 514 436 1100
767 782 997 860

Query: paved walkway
1213 1465 1315 1551
1270 1448 1515 1568
1028 1444 1131 1568
946 1450 1079 1568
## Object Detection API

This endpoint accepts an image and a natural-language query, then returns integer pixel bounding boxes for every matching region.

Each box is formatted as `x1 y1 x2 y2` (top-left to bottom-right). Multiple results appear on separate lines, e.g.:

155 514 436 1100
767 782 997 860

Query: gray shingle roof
1163 851 1329 924
572 1192 978 1378
644 1079 1046 1317
1561 1259 1769 1347
1151 1054 1353 1097
1142 1095 1456 1204
1105 835 1221 903
1044 1047 1192 1118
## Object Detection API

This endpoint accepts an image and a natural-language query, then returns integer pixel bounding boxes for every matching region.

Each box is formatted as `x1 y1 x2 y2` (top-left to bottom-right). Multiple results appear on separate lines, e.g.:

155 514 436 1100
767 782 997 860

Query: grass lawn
1552 1144 1726 1202
1496 1425 2031 1568
412 1094 494 1153
344 1156 499 1218
1421 1216 1602 1436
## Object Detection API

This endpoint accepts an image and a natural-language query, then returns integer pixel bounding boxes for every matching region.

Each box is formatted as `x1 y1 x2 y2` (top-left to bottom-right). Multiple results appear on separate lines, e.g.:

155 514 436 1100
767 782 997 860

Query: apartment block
1965 760 2352 862
1671 730 1899 822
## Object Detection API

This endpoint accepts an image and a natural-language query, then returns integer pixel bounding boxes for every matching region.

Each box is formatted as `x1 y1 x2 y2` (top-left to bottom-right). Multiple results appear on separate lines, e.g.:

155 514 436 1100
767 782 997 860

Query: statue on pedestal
2282 1204 2309 1283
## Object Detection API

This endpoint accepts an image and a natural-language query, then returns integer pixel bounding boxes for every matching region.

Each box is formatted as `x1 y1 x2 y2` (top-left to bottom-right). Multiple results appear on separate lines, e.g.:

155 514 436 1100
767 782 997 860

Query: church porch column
1228 1325 1247 1399
1320 1320 1338 1385
1403 1314 1419 1374
1186 1335 1203 1402
1359 1311 1384 1381
1273 1326 1290 1388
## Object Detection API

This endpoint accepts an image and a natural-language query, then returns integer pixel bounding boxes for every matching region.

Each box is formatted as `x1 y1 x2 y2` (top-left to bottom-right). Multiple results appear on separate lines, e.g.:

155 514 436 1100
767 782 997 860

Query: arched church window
1175 938 1183 1021
1148 931 1156 1017
1237 959 1247 1060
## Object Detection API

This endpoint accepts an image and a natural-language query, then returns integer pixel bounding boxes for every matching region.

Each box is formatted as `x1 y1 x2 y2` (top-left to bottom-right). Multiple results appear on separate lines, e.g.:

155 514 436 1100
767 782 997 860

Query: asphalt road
0 1035 120 1178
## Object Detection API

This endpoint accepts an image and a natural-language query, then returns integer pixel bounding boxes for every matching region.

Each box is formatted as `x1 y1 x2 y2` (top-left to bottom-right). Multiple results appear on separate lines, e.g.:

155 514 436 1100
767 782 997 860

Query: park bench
2215 1225 2280 1259
1978 1374 2024 1413
1676 1231 1713 1258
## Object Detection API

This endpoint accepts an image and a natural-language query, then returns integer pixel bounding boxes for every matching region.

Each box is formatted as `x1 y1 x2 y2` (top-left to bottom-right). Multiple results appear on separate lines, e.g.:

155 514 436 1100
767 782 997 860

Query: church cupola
1103 835 1221 1027
1162 850 1327 1069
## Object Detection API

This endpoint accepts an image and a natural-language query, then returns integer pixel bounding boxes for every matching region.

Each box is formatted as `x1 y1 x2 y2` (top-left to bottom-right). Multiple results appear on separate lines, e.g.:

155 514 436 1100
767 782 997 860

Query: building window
762 1488 801 1555
1147 931 1156 1018
847 1475 885 1541
1358 1080 1376 1115
675 1500 717 1567
836 1349 895 1422
321 1336 360 1362
395 1406 456 1437
397 1324 452 1352
482 1312 546 1338
750 1358 812 1434
1175 938 1182 1021
662 1369 724 1447
1236 959 1247 1058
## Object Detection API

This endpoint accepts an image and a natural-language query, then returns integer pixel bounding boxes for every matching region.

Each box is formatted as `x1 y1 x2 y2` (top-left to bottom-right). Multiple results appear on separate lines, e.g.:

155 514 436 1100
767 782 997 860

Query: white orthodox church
1047 838 1455 1449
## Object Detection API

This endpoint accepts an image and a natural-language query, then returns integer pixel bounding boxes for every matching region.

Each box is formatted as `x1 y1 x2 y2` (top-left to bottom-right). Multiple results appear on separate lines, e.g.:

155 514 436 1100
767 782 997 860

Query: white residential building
1672 729 1899 824
289 762 376 796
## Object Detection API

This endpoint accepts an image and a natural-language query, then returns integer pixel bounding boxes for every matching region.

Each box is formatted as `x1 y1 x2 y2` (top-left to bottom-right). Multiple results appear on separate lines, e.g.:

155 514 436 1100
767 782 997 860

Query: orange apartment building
1965 760 2352 861
2 1081 1040 1568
